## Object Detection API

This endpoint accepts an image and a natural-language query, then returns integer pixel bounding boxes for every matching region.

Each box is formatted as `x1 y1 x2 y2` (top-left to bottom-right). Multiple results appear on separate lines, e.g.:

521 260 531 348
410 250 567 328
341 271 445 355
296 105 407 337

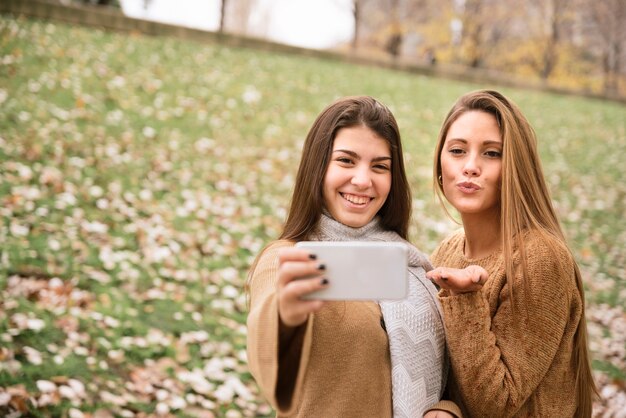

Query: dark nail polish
308 253 317 260
321 278 329 285
318 263 326 271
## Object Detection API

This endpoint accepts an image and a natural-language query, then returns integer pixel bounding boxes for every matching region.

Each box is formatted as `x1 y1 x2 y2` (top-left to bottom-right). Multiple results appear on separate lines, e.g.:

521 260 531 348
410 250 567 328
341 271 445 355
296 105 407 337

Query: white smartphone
294 241 408 300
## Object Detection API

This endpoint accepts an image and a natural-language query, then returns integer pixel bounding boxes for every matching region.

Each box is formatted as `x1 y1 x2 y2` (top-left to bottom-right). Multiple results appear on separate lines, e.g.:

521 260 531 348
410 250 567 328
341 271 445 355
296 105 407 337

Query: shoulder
518 229 573 266
400 239 433 271
431 229 465 265
516 229 576 290
261 240 295 258
249 240 295 276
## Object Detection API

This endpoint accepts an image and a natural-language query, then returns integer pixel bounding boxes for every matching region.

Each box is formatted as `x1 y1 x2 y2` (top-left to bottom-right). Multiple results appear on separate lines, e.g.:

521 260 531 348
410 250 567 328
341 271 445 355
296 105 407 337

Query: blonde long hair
433 90 597 417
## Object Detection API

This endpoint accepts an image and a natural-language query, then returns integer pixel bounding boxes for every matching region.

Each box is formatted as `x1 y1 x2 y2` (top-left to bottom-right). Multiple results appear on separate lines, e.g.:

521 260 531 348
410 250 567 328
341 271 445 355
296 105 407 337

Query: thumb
469 265 488 284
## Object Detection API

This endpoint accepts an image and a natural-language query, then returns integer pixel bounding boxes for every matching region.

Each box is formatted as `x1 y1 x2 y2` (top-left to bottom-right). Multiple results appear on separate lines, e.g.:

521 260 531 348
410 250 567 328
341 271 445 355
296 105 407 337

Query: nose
463 154 480 177
351 167 372 188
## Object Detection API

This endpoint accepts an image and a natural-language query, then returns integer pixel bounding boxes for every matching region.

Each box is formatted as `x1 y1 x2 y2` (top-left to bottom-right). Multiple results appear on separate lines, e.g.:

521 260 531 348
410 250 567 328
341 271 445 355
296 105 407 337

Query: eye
448 148 464 155
335 156 354 165
485 150 502 158
372 163 390 172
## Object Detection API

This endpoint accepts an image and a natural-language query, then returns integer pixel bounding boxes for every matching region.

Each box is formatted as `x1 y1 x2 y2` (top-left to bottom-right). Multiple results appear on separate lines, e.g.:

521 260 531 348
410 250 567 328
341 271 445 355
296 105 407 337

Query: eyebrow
446 138 502 146
333 149 392 161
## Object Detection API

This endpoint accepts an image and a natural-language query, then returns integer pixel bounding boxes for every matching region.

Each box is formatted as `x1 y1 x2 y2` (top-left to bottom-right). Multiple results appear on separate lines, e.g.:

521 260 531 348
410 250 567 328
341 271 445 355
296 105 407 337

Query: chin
337 215 371 228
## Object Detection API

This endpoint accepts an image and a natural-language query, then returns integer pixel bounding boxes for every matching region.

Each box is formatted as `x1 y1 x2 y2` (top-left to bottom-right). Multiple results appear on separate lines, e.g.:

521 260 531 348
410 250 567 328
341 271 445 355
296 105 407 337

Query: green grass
0 14 625 416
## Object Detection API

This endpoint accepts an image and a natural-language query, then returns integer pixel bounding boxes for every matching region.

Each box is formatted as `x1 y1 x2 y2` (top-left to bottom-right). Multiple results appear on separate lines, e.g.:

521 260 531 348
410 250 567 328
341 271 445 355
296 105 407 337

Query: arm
439 242 575 417
246 242 328 412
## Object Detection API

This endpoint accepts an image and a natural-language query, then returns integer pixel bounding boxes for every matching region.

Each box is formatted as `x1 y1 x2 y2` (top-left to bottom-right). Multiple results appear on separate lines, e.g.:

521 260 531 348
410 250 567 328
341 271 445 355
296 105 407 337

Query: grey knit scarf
309 214 447 417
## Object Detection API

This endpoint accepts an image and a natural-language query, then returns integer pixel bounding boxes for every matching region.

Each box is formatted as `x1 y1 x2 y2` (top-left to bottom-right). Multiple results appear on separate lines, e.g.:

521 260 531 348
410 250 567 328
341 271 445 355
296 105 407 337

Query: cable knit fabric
431 229 583 418
246 215 452 417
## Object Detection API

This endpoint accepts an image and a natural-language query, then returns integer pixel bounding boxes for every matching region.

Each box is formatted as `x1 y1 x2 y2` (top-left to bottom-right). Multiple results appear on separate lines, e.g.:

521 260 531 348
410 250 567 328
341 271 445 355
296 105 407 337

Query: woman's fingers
277 247 317 263
467 265 489 285
277 246 324 286
282 275 329 297
426 265 488 294
279 276 328 327
277 260 325 288
425 267 453 281
276 247 329 327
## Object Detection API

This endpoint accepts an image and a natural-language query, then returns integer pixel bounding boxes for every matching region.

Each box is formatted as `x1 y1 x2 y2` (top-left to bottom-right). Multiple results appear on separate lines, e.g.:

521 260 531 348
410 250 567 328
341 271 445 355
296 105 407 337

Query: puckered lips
340 192 374 207
456 181 481 194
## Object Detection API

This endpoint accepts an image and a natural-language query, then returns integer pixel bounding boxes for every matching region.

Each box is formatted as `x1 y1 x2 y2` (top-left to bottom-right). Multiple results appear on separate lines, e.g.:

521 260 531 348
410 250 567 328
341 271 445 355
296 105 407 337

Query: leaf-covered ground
0 15 625 417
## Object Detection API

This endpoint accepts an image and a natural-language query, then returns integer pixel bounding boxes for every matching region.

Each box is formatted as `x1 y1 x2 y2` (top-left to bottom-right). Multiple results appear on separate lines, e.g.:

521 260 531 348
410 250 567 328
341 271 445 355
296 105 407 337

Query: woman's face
440 110 502 218
323 125 392 228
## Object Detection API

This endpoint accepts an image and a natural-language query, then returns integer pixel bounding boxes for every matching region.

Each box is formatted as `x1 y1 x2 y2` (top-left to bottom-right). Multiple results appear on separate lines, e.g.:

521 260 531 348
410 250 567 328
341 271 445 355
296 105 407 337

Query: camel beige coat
246 240 461 417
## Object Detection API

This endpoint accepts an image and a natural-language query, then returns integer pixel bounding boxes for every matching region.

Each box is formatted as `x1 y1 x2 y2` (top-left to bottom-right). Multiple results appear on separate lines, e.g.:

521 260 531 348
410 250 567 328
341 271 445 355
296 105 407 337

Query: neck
460 210 501 259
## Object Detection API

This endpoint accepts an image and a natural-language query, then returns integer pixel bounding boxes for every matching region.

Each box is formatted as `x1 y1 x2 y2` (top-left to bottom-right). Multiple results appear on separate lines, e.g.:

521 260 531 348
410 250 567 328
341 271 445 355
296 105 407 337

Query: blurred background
116 0 626 99
1 0 625 417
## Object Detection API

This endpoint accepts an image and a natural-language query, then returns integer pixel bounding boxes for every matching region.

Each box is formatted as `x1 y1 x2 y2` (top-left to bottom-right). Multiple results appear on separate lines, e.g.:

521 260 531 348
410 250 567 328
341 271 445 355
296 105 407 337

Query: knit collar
309 213 432 271
311 212 385 241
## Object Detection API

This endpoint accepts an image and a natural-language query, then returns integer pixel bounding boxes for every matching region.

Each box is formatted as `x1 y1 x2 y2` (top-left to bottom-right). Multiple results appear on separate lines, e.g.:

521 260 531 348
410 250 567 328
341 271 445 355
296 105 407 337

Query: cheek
321 172 333 203
322 179 332 204
322 167 336 190
440 156 454 181
439 161 456 196
380 174 392 199
491 164 503 189
440 152 450 170
441 180 454 198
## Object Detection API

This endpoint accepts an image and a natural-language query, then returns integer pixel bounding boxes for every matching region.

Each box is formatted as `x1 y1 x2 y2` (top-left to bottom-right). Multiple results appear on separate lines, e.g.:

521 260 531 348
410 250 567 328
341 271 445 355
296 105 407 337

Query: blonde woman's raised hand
276 247 329 328
426 265 488 296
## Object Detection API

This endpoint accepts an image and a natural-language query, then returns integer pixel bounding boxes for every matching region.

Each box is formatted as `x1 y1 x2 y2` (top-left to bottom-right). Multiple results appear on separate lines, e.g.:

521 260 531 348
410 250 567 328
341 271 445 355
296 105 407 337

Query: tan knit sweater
431 230 583 418
246 240 461 417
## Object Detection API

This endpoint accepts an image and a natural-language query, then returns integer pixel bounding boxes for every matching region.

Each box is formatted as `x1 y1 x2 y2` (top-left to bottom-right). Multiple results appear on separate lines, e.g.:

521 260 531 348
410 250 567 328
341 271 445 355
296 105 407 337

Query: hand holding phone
295 241 408 300
276 247 329 327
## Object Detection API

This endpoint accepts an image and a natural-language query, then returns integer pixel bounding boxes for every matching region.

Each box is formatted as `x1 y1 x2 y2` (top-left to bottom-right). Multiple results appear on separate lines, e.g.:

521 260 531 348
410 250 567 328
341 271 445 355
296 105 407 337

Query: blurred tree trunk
385 0 403 58
75 0 120 6
348 0 388 53
224 0 257 36
539 0 571 80
587 0 626 95
352 0 361 51
460 0 486 68
520 0 573 80
219 0 228 33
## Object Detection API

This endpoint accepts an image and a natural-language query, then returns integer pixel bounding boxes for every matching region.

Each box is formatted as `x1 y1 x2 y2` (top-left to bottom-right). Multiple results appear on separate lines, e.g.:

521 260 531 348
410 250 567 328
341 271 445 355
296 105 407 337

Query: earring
438 175 443 185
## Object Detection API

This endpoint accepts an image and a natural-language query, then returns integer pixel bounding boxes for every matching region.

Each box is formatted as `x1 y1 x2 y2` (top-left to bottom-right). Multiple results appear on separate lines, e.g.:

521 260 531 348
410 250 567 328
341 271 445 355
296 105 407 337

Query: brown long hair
433 90 597 416
280 95 412 241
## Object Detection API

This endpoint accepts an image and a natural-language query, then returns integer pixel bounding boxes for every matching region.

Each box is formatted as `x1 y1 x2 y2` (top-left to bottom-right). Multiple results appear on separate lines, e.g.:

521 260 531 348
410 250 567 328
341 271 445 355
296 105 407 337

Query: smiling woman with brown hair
246 96 459 417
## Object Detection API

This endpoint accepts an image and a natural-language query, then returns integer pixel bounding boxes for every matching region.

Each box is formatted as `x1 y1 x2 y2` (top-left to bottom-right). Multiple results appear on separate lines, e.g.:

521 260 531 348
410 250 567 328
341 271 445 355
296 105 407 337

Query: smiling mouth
340 192 372 205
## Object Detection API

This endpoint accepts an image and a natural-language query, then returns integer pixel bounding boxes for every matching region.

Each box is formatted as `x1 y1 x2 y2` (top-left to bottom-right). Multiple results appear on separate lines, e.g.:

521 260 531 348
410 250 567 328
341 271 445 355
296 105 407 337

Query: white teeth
343 193 369 205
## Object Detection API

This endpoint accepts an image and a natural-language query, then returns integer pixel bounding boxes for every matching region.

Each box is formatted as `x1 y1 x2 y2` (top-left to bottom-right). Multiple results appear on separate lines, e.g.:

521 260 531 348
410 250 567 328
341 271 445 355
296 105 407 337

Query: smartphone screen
295 241 408 300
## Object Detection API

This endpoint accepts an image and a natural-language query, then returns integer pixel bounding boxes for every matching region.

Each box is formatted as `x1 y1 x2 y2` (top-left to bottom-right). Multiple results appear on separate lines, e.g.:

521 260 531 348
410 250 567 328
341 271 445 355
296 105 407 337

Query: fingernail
321 278 329 285
308 253 317 260
317 263 326 271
